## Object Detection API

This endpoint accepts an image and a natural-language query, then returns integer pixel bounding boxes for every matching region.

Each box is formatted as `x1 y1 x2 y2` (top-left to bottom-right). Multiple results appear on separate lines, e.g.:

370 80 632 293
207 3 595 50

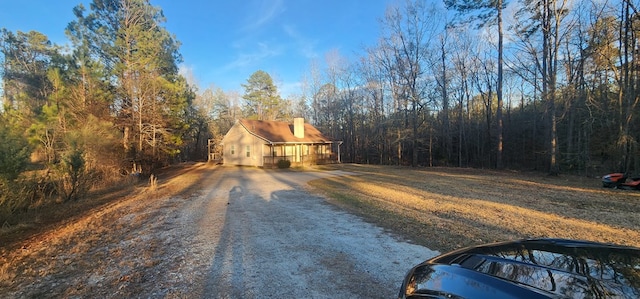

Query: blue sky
1 0 394 98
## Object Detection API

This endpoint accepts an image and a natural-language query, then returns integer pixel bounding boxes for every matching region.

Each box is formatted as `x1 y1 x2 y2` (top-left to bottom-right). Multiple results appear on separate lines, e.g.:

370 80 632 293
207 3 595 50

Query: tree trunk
496 0 504 169
441 38 451 165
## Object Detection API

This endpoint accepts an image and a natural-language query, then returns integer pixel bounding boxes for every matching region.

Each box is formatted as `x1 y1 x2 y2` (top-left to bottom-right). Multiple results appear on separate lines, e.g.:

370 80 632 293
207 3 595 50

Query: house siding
221 123 265 167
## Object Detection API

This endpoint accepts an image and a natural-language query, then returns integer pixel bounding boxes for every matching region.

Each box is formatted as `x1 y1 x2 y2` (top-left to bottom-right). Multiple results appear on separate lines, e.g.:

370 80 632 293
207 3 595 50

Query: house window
246 145 251 157
231 145 235 155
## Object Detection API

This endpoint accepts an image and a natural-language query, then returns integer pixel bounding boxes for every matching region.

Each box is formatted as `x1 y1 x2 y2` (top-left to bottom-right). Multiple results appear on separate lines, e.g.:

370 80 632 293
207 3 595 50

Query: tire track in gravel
189 167 437 298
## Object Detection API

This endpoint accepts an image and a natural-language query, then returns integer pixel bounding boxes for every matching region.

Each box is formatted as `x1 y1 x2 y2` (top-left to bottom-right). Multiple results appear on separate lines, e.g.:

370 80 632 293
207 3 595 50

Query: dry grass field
1 163 639 296
0 163 217 297
309 164 640 253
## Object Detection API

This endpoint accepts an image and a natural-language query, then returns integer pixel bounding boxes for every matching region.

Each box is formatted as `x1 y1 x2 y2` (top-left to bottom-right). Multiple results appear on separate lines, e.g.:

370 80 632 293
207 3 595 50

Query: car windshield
470 248 640 298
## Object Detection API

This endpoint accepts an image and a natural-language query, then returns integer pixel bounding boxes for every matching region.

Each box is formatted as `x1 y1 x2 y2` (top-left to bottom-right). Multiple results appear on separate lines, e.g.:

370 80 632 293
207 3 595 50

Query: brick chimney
294 118 304 138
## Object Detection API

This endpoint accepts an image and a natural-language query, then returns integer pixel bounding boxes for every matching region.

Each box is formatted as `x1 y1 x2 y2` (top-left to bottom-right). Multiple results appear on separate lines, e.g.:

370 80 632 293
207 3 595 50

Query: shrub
0 125 29 182
53 147 91 202
277 159 291 169
0 124 32 225
0 177 36 226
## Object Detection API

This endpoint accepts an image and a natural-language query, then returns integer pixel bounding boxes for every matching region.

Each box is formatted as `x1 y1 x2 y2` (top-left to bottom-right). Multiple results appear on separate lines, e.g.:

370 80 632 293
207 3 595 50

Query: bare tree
616 0 640 172
449 28 477 167
516 0 573 175
378 0 442 166
445 0 508 168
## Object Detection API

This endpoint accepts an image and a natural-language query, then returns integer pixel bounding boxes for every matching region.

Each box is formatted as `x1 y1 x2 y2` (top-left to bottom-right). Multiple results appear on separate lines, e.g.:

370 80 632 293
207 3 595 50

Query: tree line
0 0 206 223
205 0 640 176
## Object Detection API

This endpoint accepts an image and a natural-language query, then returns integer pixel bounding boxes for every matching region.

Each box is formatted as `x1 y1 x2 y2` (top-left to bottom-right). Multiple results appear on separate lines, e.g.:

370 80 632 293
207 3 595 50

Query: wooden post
207 139 213 162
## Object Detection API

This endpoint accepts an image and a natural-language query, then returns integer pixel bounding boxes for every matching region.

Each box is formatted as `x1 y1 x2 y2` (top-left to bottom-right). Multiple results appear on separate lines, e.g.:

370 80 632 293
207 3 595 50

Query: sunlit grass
310 164 640 252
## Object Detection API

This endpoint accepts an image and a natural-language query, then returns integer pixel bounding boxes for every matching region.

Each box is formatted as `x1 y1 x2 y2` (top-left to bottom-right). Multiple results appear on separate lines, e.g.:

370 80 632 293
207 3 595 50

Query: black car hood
399 238 640 299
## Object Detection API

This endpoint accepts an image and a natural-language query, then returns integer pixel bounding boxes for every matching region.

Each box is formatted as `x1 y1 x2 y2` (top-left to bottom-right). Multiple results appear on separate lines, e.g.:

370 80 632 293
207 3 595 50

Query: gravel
187 168 438 298
1 165 438 298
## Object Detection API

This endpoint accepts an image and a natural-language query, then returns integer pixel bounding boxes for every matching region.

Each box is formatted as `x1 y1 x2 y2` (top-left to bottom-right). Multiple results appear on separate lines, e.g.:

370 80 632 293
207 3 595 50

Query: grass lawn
308 164 640 253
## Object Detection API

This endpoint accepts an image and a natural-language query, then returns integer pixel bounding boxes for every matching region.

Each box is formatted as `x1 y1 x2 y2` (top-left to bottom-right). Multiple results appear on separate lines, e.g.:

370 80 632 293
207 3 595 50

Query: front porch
262 143 340 168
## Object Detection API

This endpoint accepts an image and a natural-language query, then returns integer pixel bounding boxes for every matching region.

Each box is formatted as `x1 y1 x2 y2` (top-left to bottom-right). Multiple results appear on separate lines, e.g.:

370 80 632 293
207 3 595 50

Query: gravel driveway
1 165 437 298
190 167 437 298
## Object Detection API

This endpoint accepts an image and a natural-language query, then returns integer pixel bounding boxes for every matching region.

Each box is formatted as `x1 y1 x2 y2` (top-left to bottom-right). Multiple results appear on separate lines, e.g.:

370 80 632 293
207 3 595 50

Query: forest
205 0 640 174
1 0 639 223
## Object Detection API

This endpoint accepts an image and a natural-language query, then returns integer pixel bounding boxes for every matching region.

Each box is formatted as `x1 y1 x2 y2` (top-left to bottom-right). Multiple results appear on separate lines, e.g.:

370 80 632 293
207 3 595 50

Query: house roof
238 119 336 144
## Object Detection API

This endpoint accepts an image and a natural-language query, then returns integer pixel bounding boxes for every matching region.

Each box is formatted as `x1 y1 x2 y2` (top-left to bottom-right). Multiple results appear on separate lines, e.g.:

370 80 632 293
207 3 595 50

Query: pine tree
71 0 193 168
242 70 284 120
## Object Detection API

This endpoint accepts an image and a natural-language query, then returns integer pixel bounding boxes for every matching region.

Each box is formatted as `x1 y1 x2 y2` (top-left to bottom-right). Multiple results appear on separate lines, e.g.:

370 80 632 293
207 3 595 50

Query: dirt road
1 165 437 298
191 167 437 298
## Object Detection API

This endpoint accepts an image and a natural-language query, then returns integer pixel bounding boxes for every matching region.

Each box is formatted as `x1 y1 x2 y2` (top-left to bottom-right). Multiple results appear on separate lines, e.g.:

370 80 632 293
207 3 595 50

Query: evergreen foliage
242 70 285 120
277 159 291 169
0 0 202 220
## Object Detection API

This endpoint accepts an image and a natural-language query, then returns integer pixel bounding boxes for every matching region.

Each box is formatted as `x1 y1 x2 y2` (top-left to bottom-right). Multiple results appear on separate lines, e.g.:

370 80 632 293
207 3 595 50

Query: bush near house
277 160 291 169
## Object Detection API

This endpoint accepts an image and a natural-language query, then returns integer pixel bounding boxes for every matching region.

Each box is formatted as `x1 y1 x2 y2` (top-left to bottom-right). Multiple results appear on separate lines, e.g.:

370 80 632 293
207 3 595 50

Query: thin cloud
242 0 286 31
283 24 319 59
220 41 284 72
